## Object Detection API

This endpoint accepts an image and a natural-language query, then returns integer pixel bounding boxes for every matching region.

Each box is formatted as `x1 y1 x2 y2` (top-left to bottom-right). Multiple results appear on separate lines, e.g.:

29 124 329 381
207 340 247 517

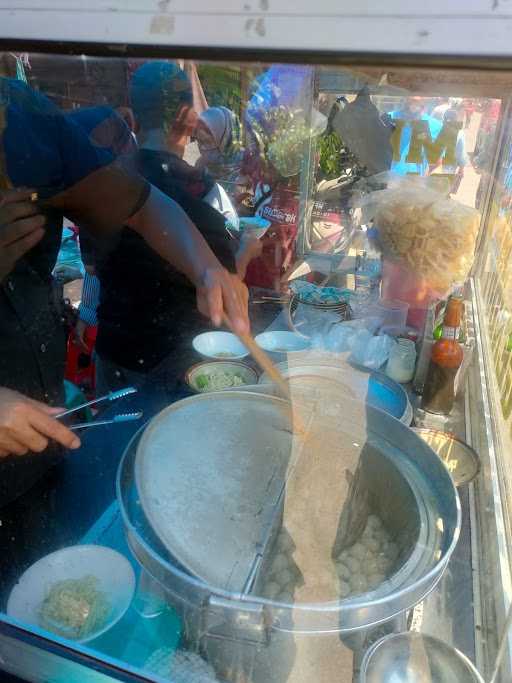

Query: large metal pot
117 392 460 683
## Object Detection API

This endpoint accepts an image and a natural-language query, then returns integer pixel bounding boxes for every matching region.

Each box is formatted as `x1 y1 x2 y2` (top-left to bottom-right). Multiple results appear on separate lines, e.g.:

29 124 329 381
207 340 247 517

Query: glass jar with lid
385 339 417 384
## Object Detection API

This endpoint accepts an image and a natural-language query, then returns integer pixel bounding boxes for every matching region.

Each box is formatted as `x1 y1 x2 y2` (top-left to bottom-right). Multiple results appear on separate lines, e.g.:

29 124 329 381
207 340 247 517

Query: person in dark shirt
73 62 242 393
0 77 249 504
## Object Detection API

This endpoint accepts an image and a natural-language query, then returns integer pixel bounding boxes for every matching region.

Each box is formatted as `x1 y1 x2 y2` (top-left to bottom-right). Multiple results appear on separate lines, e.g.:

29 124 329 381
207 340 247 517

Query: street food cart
0 2 512 682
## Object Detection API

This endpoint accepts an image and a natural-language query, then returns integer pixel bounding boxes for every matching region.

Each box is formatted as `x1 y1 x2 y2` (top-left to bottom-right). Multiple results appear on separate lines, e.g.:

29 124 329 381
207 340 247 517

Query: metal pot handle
201 596 270 646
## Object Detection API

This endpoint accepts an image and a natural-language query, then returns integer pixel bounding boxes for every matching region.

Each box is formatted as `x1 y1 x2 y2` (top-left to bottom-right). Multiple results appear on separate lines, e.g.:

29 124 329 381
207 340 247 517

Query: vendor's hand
74 319 90 353
0 388 80 458
196 267 249 335
0 189 46 283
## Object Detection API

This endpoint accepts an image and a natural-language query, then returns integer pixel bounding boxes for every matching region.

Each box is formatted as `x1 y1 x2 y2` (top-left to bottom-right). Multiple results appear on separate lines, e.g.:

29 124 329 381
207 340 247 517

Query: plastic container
385 339 417 384
354 232 382 302
381 259 440 330
363 298 409 331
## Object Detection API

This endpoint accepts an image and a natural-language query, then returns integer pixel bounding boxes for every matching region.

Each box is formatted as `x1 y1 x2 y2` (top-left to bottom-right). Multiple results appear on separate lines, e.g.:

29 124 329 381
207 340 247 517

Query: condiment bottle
421 296 464 414
385 338 417 384
354 230 381 302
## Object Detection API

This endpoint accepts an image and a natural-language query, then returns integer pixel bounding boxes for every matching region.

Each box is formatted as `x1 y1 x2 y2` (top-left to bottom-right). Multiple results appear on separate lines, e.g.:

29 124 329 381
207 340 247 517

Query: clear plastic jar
385 338 417 384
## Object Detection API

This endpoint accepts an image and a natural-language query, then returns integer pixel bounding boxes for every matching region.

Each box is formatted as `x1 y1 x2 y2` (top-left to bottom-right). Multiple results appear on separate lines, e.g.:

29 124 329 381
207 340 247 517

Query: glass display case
0 3 512 683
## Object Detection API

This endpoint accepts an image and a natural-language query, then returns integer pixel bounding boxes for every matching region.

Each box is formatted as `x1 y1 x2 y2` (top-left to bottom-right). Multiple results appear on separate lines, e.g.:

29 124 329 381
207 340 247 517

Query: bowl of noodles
7 545 135 643
185 361 258 393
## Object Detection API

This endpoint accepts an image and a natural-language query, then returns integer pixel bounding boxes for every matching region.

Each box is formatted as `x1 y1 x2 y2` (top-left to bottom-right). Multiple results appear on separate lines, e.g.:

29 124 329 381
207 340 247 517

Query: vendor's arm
48 173 249 334
126 186 248 332
3 83 249 332
0 387 80 458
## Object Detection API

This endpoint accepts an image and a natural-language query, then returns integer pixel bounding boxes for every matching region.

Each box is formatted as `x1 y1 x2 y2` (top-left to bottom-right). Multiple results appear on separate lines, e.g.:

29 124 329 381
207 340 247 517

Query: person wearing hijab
195 106 241 178
195 106 242 230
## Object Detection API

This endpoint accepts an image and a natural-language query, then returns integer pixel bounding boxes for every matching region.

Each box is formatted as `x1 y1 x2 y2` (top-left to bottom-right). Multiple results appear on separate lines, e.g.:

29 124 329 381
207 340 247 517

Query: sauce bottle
421 296 464 415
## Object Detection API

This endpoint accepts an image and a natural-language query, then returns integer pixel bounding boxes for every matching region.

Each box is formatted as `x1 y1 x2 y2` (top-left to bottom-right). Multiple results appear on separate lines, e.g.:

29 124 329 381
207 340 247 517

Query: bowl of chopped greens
185 361 258 393
192 331 249 360
7 545 135 643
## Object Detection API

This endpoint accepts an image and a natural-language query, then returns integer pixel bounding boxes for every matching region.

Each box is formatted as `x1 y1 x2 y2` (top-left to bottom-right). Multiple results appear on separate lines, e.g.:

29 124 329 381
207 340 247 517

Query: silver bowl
360 632 484 683
412 428 481 487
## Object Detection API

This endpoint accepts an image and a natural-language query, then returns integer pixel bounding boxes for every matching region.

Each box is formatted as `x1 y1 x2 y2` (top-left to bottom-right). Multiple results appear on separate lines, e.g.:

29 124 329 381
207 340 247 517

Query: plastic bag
349 333 396 370
323 321 359 353
292 304 340 340
323 318 381 353
355 174 480 295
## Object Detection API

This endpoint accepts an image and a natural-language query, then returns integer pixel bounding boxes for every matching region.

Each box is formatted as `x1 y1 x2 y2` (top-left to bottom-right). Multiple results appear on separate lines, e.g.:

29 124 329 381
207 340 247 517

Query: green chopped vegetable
195 375 209 389
194 371 247 392
39 575 110 640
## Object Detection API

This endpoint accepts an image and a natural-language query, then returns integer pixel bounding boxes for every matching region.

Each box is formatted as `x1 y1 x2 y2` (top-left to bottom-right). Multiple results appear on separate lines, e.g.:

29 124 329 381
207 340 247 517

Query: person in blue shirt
0 77 249 503
389 97 443 176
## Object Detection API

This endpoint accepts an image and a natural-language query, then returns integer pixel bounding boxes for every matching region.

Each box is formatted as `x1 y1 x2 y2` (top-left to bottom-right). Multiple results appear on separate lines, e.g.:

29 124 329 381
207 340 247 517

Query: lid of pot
135 390 372 598
135 392 294 592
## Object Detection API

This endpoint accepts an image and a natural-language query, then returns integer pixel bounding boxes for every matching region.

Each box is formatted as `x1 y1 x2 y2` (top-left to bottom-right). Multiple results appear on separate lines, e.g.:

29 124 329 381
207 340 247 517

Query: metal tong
70 411 143 431
56 386 143 430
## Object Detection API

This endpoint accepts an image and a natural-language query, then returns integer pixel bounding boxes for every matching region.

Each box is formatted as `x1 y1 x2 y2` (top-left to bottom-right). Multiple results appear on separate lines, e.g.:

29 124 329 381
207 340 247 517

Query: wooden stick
221 316 311 440
222 314 291 400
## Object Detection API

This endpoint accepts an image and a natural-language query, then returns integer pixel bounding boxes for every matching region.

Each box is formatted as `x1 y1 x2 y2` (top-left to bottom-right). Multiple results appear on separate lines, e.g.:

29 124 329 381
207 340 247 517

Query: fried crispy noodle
374 182 480 294
39 575 110 639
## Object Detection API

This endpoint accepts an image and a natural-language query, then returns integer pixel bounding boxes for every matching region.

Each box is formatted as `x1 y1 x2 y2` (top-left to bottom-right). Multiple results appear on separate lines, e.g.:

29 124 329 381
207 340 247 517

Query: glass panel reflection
0 52 508 683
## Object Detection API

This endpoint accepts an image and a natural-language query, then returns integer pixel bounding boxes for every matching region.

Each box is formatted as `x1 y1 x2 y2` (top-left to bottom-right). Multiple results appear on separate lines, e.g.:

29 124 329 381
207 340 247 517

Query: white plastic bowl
7 545 136 643
192 331 249 360
255 331 311 355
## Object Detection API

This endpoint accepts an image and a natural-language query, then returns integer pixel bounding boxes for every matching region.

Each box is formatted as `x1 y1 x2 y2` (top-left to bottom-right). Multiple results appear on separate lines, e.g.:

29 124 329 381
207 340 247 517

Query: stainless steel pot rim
122 499 455 636
117 393 460 631
124 511 452 636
